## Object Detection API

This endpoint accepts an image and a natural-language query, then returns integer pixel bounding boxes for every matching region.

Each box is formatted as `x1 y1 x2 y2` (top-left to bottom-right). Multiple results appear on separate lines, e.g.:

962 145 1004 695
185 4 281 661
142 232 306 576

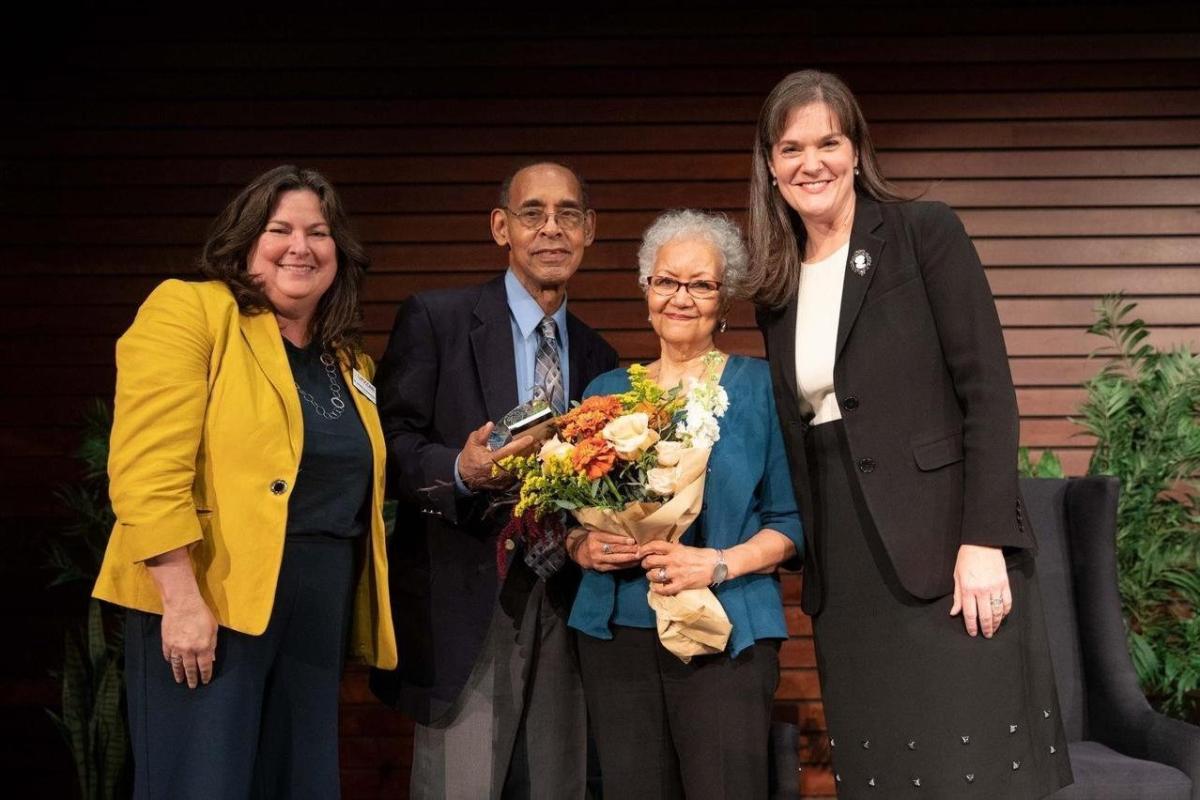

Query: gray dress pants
410 561 588 799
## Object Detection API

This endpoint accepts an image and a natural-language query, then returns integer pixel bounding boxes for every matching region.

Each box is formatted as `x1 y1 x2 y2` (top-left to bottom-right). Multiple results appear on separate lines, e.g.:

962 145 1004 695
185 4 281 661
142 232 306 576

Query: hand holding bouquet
495 352 733 661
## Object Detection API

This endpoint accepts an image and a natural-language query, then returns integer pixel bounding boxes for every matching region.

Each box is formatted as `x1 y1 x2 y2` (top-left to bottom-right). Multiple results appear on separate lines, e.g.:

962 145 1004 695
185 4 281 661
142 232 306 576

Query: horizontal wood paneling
7 6 1199 798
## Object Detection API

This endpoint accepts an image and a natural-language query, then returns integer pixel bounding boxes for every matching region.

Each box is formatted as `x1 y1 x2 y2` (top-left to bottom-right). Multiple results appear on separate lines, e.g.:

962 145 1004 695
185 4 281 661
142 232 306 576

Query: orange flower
559 395 623 442
632 401 671 430
571 435 618 480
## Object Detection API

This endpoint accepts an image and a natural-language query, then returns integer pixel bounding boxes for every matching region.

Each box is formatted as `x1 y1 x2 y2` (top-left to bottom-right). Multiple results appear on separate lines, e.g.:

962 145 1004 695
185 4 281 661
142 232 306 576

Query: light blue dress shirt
504 269 571 406
454 269 572 492
567 356 804 658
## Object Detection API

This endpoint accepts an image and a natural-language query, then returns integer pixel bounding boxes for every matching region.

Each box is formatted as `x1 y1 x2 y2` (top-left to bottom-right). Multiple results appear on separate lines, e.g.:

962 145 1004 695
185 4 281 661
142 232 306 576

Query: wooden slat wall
4 6 1198 797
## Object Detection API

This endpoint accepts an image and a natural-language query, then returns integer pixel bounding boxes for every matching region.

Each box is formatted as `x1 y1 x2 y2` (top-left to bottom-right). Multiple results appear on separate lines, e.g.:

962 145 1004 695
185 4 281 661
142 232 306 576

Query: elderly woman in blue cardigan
565 210 803 800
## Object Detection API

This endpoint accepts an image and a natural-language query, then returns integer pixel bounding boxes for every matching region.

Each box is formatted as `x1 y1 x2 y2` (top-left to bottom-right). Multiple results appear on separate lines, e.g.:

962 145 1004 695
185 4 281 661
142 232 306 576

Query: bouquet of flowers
495 351 732 661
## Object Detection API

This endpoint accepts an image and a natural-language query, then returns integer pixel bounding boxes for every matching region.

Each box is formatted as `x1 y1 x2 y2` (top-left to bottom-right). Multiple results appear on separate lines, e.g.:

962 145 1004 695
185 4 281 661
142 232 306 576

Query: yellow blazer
93 279 397 669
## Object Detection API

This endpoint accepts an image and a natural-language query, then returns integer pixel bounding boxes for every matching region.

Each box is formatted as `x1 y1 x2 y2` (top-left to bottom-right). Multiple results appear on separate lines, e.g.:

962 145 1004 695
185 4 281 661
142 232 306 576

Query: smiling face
247 189 337 319
490 163 595 294
770 102 858 230
647 236 724 352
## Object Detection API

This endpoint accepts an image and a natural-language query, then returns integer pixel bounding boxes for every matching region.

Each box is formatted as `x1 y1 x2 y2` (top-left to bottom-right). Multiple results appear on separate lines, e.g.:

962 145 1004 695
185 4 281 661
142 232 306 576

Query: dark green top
284 340 371 538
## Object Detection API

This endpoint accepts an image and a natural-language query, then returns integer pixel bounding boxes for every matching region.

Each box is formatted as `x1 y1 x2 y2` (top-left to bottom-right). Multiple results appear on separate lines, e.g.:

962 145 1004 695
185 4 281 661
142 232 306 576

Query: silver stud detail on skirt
862 739 871 749
868 777 876 788
965 774 976 783
912 777 922 788
961 735 971 745
835 773 842 783
1043 709 1052 719
1050 745 1057 755
1012 760 1022 771
1009 723 1019 734
907 740 917 751
830 738 836 748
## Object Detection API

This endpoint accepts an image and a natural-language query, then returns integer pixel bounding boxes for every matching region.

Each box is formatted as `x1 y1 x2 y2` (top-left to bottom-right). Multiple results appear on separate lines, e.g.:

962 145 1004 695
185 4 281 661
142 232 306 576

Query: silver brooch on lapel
850 249 872 276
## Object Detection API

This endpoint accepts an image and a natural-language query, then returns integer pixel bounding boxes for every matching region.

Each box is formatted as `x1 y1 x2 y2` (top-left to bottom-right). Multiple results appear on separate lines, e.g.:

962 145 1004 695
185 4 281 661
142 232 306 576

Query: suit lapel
470 275 519 423
239 311 302 459
566 313 588 402
835 195 886 361
771 296 802 418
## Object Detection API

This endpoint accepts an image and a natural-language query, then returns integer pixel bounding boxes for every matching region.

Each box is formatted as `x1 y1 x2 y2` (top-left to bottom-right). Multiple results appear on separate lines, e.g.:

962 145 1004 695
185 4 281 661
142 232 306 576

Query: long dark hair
747 70 906 308
199 165 369 358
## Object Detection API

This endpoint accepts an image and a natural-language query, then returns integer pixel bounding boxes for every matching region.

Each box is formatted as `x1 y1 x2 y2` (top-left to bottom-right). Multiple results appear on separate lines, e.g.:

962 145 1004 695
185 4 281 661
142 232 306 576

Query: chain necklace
295 352 346 420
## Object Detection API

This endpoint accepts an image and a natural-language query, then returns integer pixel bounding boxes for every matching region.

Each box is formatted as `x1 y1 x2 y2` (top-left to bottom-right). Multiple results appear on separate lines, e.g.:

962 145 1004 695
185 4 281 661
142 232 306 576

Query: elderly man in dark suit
370 162 618 798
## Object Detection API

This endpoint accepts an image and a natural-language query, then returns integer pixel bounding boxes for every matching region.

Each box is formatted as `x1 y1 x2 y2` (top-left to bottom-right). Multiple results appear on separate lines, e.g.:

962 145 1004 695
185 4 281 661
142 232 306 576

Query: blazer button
857 458 876 474
270 479 288 495
842 395 860 411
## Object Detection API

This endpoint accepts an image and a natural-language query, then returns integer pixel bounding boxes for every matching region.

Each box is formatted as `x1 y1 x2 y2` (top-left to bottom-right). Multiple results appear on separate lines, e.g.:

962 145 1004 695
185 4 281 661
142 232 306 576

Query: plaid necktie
535 316 565 414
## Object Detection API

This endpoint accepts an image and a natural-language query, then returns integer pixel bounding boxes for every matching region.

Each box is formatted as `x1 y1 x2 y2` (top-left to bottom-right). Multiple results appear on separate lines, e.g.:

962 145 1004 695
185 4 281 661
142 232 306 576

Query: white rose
654 440 684 467
601 412 661 460
646 466 679 496
538 435 575 462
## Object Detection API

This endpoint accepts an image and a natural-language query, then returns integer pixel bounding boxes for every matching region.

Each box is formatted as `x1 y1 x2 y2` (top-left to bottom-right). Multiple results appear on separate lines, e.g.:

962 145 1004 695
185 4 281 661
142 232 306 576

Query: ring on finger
657 567 668 583
601 543 612 555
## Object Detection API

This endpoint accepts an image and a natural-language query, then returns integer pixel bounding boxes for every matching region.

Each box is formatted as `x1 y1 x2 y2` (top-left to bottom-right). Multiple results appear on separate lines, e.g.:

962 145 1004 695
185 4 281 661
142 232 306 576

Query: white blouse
794 241 849 425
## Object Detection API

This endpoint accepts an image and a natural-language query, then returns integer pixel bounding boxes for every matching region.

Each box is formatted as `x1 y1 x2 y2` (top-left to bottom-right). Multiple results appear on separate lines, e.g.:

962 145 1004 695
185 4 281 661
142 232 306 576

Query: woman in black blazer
749 71 1073 798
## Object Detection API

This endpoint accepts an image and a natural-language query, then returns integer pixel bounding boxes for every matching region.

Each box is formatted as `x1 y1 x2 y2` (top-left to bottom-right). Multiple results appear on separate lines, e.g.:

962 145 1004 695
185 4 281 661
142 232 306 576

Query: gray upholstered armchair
1022 476 1200 799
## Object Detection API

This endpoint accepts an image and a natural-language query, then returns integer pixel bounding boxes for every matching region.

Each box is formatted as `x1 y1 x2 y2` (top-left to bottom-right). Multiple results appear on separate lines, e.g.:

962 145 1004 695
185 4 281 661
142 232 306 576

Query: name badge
352 370 377 404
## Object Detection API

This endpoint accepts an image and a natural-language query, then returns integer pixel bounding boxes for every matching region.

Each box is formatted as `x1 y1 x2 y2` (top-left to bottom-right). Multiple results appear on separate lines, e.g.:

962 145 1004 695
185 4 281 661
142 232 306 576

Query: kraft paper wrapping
572 448 732 662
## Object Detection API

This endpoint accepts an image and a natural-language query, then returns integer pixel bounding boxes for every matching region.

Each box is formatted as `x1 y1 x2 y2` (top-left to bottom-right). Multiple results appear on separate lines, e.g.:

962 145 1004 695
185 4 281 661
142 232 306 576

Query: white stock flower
601 412 661 460
673 353 729 450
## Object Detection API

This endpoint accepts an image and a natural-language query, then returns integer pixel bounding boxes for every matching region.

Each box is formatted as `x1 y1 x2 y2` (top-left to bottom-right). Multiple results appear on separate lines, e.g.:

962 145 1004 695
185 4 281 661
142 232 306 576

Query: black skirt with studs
806 421 1074 799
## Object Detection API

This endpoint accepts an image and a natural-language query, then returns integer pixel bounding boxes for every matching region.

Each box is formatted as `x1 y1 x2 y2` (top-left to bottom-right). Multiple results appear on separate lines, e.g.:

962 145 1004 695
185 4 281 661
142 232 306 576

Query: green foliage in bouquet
498 365 686 516
496 352 729 518
45 400 130 797
1078 296 1200 722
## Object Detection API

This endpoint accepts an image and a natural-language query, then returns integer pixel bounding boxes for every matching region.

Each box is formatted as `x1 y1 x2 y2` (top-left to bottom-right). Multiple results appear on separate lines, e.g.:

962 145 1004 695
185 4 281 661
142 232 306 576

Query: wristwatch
710 549 728 587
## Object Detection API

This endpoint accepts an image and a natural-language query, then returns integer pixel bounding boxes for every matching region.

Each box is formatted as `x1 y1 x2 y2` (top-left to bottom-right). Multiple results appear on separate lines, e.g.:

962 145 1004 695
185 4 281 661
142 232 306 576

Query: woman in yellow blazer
93 165 396 799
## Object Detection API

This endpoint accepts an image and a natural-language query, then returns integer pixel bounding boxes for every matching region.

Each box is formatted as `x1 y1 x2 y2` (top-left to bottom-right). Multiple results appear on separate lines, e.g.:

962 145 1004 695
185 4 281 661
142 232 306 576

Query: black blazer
758 194 1034 616
368 274 618 724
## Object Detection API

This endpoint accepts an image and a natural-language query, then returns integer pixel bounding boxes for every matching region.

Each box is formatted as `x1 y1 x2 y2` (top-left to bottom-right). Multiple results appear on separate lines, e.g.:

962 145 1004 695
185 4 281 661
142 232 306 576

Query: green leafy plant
48 400 115 586
48 600 128 800
1018 448 1065 478
45 400 129 798
1077 296 1200 721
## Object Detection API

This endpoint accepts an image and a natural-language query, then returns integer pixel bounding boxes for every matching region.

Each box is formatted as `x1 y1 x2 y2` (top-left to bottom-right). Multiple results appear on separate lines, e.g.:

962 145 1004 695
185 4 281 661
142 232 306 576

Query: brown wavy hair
747 70 906 308
199 165 369 358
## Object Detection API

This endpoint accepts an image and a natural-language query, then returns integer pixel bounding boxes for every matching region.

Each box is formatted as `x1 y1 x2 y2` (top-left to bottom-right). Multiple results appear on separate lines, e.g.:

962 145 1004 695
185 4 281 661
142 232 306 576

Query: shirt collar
505 268 568 340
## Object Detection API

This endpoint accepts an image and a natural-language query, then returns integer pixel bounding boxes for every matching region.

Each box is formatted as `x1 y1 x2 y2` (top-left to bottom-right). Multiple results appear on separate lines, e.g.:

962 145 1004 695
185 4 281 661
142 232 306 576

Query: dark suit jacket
757 194 1034 616
368 274 618 724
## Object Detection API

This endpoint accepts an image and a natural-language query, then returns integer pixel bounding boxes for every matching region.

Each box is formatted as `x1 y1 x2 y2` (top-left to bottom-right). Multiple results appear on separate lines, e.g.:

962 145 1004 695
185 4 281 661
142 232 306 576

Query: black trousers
124 536 355 800
577 625 780 800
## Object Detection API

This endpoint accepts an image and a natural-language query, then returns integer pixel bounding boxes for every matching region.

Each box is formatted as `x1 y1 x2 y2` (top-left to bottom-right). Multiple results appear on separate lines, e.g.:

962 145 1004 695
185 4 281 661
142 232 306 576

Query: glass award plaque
488 386 556 450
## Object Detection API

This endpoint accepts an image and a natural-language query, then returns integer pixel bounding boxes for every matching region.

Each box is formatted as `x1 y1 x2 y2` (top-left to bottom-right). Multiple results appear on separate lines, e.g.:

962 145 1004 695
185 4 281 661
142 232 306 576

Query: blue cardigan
567 355 804 657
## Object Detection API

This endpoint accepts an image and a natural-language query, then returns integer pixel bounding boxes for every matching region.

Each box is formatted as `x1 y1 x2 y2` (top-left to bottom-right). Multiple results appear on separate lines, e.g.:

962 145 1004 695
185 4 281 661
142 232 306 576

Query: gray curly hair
637 209 748 304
